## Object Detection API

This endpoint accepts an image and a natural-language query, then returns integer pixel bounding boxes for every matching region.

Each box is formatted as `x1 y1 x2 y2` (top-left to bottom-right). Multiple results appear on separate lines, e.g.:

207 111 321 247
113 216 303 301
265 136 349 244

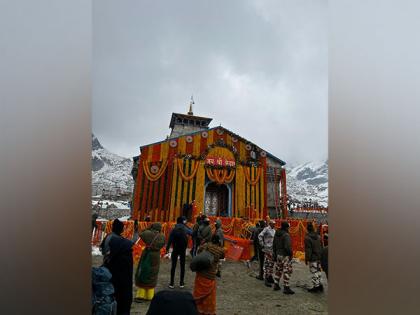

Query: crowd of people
250 218 328 295
93 214 225 315
92 215 328 315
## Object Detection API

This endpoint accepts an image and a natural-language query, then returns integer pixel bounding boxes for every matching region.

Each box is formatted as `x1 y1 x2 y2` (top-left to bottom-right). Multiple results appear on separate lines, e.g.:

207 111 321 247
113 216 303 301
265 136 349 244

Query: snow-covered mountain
286 160 328 207
91 134 134 196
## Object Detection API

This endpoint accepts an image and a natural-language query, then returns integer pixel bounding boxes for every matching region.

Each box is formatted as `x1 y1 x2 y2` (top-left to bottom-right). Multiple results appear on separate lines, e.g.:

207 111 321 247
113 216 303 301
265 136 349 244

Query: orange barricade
225 244 244 261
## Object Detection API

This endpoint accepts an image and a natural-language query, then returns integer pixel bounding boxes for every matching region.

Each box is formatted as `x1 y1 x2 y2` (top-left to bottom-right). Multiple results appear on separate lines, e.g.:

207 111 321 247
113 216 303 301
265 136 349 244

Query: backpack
92 267 117 315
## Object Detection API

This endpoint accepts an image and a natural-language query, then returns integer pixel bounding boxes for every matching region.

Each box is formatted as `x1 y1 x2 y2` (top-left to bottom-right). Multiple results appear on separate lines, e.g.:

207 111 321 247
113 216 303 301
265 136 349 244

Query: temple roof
169 112 213 129
140 126 286 166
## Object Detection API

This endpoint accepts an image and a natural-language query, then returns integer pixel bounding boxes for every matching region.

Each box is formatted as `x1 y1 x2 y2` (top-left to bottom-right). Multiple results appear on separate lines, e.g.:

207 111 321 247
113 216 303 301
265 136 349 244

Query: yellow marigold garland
177 158 200 181
143 159 168 182
244 166 261 186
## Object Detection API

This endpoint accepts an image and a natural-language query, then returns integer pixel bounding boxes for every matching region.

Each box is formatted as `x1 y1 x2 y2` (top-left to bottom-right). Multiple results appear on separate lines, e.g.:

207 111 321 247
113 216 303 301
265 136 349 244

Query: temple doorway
204 182 230 217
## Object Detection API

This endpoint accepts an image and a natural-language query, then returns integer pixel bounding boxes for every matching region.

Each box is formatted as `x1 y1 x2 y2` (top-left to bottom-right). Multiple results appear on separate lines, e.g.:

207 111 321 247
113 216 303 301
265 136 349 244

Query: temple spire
188 95 194 115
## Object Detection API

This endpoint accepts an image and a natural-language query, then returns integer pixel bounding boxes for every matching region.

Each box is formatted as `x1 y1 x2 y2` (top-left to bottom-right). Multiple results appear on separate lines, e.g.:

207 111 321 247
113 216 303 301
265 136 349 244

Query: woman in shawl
134 222 166 302
193 234 225 315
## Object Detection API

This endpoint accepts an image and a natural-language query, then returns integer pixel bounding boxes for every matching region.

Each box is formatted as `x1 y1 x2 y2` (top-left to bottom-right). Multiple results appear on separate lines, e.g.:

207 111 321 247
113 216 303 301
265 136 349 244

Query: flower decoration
186 135 193 143
260 151 267 157
201 131 208 138
169 140 178 148
150 165 159 174
245 144 252 151
232 137 238 143
216 128 224 135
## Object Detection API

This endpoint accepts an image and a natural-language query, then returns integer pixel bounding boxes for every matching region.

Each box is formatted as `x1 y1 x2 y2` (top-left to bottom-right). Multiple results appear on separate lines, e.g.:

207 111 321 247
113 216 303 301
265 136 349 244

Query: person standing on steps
272 221 295 295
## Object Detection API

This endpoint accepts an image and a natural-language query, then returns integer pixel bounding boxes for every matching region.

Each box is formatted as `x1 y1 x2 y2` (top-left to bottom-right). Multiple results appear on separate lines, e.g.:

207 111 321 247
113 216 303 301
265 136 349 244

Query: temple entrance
204 182 229 217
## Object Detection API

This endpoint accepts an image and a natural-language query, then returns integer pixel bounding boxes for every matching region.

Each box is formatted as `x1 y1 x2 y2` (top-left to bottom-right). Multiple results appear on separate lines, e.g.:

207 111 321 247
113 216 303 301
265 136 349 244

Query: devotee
253 220 266 280
214 219 224 277
166 216 190 289
191 215 203 257
272 221 295 294
197 217 212 245
258 220 276 287
103 219 134 315
305 223 324 292
214 219 224 247
134 223 166 302
193 234 225 315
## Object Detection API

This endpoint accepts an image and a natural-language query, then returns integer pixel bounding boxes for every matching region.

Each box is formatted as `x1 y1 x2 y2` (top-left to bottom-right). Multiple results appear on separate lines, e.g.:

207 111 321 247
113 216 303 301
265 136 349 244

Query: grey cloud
93 0 327 164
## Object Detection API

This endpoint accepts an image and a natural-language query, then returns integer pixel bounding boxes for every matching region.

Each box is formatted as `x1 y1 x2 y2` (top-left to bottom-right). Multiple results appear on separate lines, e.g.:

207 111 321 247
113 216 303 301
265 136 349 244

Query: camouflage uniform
309 261 322 287
258 225 275 280
272 223 294 287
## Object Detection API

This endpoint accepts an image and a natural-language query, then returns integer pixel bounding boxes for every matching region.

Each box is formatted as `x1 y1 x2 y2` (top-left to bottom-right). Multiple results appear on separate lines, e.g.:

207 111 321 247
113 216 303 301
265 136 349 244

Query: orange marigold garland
143 159 168 182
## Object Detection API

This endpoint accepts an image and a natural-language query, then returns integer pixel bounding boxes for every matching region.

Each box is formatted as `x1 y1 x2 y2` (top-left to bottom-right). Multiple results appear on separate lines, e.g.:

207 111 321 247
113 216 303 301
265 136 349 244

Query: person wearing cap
135 222 166 302
166 216 190 289
305 222 324 292
102 219 134 315
258 220 276 287
272 221 295 294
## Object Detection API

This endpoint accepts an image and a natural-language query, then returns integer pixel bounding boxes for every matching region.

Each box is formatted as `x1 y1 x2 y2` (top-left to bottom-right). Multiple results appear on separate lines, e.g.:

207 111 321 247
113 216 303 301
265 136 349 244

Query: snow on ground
92 199 130 210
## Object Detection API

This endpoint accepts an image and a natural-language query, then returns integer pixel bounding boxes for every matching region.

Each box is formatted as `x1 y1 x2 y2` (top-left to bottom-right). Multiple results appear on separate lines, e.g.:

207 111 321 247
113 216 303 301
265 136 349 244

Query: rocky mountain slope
91 134 134 196
286 160 328 207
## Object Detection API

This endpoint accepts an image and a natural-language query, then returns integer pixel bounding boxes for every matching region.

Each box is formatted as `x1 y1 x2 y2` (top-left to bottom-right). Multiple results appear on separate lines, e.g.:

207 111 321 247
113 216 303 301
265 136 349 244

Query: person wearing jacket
258 220 276 287
191 216 202 257
193 234 225 315
135 222 166 302
253 220 266 280
166 216 190 289
103 219 134 315
272 221 295 294
197 217 212 245
305 223 324 292
214 219 224 278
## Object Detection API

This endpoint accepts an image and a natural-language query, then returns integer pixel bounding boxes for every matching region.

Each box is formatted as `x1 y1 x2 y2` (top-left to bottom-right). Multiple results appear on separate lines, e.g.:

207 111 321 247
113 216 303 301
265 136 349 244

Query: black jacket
252 226 264 250
166 224 188 252
304 231 322 262
104 235 134 314
272 229 293 258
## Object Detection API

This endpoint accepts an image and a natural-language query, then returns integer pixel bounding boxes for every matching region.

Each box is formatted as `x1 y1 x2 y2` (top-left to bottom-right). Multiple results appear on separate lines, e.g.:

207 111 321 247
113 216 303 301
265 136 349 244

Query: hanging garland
143 159 168 182
177 158 200 181
244 166 261 186
224 168 235 183
206 168 235 184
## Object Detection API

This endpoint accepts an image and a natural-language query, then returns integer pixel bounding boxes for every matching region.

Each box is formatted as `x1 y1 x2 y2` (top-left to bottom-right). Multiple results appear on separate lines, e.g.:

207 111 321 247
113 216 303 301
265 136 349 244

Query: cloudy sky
93 0 327 165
